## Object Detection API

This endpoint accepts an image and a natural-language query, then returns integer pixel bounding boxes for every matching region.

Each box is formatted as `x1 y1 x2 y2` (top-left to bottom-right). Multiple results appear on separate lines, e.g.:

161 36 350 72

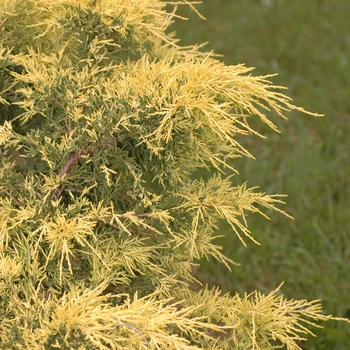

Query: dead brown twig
3 189 22 207
51 146 93 201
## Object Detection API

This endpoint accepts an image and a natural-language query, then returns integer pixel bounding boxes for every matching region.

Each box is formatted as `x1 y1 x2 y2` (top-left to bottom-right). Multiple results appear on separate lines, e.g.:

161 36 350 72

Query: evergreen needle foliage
0 0 347 349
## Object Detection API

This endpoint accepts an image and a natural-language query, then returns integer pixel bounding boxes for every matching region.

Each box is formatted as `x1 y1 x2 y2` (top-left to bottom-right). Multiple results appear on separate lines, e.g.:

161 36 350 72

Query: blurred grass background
170 0 350 348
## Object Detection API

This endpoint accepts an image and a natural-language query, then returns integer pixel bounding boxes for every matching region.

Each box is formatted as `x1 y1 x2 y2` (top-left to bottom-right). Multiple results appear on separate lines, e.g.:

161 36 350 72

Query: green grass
170 0 350 348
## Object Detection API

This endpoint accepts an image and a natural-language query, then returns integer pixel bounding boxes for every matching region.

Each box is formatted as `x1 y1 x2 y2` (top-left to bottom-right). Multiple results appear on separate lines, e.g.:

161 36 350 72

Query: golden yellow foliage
0 0 347 348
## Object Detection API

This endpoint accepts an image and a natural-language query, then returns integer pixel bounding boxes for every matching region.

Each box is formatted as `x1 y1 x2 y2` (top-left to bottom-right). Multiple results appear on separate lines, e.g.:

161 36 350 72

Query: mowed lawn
171 1 350 348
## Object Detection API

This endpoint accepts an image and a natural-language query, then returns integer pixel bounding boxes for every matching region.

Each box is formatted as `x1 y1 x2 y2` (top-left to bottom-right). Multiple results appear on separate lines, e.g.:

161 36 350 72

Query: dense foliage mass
0 0 347 349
